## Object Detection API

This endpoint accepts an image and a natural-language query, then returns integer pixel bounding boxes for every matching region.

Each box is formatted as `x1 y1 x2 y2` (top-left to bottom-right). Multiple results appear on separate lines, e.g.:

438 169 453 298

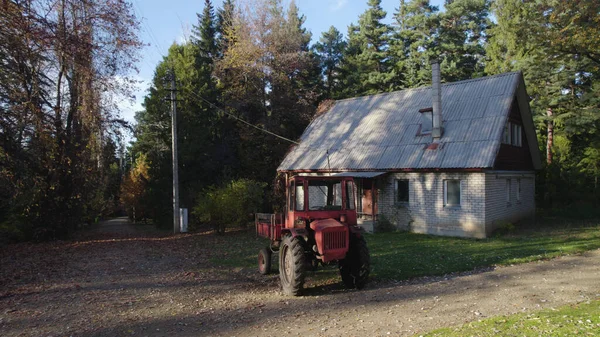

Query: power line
182 88 300 145
129 3 300 146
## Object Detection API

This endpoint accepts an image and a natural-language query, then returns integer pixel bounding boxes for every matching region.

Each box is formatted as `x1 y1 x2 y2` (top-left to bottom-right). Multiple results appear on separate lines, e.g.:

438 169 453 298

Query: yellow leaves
120 154 151 209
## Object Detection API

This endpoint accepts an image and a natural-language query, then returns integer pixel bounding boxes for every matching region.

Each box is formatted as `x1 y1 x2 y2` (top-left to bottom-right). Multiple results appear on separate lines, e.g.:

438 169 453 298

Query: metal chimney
431 58 443 141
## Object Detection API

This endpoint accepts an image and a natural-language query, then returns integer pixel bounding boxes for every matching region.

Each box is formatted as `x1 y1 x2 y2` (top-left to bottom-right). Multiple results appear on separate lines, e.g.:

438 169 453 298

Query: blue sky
121 0 445 124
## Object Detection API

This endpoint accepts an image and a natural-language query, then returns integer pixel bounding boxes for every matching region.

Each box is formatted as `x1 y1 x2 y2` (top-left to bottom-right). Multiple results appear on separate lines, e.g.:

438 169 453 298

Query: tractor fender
281 228 308 241
348 225 363 238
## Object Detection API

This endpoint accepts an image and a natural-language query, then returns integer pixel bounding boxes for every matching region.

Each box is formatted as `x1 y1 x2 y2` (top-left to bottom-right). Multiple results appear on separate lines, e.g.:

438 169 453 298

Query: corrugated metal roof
278 72 524 171
330 171 386 178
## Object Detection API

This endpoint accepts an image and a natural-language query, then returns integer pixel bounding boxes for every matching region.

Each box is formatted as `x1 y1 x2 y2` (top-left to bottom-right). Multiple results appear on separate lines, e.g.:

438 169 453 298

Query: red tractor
255 176 370 295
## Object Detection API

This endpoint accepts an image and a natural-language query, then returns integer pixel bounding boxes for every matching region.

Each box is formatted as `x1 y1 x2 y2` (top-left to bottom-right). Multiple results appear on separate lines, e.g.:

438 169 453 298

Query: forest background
1 0 599 240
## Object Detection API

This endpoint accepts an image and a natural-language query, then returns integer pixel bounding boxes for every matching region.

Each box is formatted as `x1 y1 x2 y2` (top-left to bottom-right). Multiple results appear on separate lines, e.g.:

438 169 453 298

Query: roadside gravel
1 217 598 336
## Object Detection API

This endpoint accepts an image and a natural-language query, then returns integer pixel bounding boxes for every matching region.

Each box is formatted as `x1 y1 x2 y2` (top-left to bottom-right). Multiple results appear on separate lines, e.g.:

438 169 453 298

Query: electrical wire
182 88 300 145
129 3 300 146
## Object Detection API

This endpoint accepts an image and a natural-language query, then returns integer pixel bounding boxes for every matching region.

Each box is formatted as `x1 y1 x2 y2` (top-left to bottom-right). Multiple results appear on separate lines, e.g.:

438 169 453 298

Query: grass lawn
208 217 600 282
422 300 600 336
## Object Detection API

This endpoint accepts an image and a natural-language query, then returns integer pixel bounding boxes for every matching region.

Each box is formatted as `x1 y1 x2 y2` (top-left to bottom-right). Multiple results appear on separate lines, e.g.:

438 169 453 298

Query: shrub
193 179 266 234
492 221 516 237
375 214 397 233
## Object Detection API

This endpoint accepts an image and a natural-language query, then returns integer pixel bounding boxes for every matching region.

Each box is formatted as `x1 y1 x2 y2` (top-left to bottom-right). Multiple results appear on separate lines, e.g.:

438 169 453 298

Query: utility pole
169 73 180 234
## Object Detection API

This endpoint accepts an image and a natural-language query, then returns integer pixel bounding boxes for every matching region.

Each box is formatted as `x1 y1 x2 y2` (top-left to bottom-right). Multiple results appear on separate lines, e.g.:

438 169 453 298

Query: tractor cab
285 176 358 229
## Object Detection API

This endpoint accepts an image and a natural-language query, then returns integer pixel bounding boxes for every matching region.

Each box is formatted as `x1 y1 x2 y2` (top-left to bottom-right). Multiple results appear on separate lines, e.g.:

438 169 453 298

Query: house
277 61 541 238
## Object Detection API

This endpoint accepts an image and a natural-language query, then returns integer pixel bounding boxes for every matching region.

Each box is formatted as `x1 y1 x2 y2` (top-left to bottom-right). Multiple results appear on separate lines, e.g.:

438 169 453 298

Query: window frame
516 179 521 203
506 179 512 205
443 179 462 207
345 180 356 210
511 124 522 147
288 181 295 211
502 122 511 144
295 182 305 211
420 111 433 134
395 179 410 204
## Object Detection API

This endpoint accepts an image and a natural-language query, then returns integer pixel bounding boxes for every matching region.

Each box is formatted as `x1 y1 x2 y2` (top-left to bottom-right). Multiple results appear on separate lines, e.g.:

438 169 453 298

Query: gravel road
1 217 598 336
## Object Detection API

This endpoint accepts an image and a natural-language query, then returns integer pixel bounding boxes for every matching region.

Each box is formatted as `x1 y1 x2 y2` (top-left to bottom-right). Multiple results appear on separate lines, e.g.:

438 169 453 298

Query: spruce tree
193 0 217 59
314 26 347 99
392 0 439 88
337 24 364 98
357 0 394 95
337 0 394 96
437 0 491 81
216 0 235 59
487 0 600 205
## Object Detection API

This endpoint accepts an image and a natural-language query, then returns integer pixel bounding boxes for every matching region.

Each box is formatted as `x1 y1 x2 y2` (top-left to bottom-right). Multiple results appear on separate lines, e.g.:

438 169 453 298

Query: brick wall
484 172 536 235
378 172 487 238
377 171 536 238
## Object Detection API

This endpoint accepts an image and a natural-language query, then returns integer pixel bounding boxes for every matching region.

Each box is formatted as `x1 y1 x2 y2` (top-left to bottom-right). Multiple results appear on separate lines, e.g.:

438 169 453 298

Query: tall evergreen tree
337 24 364 98
215 0 235 59
193 0 218 61
437 0 491 81
391 0 439 88
487 0 600 205
314 26 347 99
357 0 394 94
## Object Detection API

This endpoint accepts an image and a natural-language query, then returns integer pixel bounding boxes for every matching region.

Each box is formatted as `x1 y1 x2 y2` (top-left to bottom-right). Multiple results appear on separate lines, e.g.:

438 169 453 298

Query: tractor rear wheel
279 235 306 296
258 247 272 275
339 235 370 289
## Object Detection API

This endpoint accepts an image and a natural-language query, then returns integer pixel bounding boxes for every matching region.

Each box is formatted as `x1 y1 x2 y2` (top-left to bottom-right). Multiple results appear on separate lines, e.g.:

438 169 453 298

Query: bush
375 214 397 233
193 179 266 234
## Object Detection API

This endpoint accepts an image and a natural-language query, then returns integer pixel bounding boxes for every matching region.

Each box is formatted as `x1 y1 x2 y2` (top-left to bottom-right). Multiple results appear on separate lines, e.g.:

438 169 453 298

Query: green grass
367 219 600 280
206 230 269 268
208 218 600 282
422 300 600 336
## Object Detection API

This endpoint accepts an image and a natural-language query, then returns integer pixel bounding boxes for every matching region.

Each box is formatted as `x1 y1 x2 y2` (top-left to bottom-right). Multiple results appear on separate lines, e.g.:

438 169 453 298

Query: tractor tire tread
279 235 306 296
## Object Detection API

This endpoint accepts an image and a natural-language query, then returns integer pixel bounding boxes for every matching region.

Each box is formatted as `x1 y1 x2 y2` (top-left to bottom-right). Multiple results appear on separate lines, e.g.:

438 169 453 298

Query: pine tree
392 0 439 88
487 0 600 205
437 0 491 81
215 0 235 59
314 26 347 98
357 0 394 94
193 0 218 61
337 24 364 98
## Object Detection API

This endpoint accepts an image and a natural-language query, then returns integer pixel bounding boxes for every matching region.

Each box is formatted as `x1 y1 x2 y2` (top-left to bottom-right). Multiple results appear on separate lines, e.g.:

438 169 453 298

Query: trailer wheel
258 247 272 275
339 235 371 289
279 235 306 296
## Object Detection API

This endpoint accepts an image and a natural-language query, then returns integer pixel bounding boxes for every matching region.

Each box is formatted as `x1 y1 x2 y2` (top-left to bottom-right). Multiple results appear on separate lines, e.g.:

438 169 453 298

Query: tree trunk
546 107 553 165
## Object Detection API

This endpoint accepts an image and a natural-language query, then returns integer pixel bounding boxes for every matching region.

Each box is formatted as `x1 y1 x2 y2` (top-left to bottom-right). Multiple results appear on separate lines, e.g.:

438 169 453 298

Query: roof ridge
333 71 522 103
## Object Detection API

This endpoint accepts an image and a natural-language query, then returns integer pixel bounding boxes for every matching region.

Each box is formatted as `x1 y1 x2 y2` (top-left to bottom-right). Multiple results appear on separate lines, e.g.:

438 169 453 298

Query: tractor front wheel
279 235 306 296
339 235 371 289
258 247 272 275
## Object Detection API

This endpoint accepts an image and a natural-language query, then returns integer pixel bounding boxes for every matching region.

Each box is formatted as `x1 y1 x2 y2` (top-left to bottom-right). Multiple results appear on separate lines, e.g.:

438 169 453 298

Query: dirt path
1 218 599 336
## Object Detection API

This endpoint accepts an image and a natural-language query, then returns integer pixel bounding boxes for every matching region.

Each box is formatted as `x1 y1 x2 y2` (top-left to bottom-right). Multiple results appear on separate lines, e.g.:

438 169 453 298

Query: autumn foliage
0 0 142 241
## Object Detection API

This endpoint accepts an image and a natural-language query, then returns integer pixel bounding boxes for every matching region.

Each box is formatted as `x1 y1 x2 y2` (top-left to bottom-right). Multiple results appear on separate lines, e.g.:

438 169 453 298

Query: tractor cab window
295 183 305 211
308 180 343 211
345 180 356 210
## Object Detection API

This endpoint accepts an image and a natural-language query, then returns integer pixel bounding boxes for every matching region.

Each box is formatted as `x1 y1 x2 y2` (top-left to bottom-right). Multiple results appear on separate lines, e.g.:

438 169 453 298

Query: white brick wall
377 171 536 238
378 172 487 238
484 172 536 235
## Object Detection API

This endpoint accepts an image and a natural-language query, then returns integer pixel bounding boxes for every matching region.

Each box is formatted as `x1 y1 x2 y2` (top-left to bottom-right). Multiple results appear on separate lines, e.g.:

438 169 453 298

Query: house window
506 179 511 204
502 122 511 144
444 180 461 206
512 124 522 147
503 122 522 147
420 111 432 134
395 179 409 203
516 179 521 202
